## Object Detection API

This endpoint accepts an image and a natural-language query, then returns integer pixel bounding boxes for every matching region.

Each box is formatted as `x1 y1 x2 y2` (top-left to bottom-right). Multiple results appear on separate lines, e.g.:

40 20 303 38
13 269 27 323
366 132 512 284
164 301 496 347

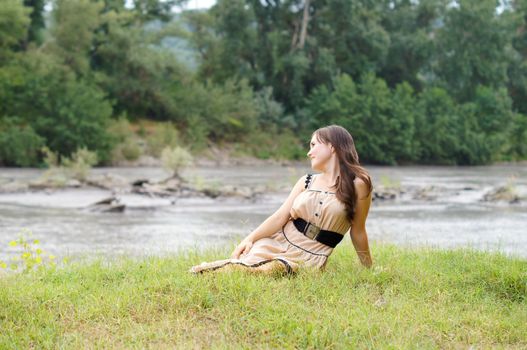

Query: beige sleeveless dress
189 174 352 274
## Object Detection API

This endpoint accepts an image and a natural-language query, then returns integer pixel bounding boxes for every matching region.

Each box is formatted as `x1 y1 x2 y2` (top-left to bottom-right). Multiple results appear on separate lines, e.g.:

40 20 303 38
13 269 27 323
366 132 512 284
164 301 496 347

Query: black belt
293 218 344 248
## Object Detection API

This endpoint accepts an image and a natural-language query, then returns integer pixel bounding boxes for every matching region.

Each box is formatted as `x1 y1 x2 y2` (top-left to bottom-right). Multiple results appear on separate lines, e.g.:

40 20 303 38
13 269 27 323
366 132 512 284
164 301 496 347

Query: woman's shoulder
353 176 372 200
304 173 314 188
289 173 311 193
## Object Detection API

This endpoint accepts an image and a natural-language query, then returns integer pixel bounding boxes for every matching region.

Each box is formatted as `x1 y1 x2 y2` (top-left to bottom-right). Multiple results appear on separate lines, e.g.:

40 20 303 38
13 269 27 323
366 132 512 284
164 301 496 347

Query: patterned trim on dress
280 222 330 257
193 257 294 275
307 189 336 194
306 174 336 194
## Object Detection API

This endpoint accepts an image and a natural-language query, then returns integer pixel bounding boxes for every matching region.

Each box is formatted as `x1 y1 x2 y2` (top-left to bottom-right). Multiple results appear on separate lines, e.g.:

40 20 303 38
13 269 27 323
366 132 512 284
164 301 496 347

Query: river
0 163 526 262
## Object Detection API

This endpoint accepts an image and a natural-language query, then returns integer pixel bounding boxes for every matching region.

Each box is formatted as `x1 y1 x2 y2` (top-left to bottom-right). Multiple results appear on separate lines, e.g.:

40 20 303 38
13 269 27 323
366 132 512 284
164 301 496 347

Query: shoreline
0 161 525 205
189 157 527 168
1 150 527 169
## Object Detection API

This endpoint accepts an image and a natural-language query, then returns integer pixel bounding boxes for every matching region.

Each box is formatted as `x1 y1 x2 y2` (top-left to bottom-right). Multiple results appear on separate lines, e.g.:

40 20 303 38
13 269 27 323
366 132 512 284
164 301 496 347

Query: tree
0 0 31 61
378 0 447 89
415 87 461 164
431 0 514 102
23 0 46 45
308 73 416 164
0 51 113 161
50 0 104 75
508 0 527 114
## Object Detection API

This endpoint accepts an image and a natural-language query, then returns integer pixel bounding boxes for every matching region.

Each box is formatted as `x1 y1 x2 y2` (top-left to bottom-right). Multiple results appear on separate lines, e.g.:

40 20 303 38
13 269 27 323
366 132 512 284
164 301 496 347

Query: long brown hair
313 125 373 222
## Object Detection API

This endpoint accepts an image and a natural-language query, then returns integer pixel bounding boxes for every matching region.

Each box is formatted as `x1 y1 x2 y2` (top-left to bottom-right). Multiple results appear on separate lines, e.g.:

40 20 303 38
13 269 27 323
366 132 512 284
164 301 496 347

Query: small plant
107 116 134 143
38 147 69 187
190 175 223 192
42 146 59 168
483 174 521 203
504 175 518 195
161 146 193 179
108 117 145 163
191 175 206 191
146 122 181 157
379 175 401 190
120 139 142 161
62 147 98 181
0 229 58 273
38 146 97 184
206 180 223 192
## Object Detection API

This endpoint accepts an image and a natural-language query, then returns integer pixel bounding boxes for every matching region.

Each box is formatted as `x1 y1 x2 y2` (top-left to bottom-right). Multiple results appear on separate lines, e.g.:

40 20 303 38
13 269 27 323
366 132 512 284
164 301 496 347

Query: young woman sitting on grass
190 125 373 275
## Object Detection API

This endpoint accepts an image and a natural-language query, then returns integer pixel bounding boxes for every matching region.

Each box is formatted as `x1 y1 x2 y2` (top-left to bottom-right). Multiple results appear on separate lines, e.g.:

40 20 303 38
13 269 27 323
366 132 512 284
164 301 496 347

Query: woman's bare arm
245 174 307 243
349 178 373 268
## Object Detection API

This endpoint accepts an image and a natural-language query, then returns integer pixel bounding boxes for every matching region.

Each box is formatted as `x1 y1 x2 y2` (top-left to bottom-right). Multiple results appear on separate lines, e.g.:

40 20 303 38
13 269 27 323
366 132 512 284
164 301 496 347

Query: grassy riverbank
1 242 525 349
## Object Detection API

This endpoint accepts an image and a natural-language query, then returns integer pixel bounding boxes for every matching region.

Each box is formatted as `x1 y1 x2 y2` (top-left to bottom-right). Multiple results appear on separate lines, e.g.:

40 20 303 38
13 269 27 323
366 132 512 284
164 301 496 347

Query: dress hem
190 257 294 275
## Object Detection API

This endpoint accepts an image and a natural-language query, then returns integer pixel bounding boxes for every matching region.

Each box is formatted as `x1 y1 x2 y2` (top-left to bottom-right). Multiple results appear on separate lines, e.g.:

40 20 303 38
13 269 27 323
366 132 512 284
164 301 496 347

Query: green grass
1 242 526 349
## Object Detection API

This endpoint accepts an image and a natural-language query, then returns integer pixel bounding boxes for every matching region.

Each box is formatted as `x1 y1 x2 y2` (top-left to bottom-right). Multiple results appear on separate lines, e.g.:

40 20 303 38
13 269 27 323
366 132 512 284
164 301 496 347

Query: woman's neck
318 158 340 187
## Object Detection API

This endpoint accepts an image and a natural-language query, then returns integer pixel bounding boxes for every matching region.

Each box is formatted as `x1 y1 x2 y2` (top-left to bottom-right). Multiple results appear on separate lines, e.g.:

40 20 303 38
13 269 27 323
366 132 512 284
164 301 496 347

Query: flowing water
0 163 526 261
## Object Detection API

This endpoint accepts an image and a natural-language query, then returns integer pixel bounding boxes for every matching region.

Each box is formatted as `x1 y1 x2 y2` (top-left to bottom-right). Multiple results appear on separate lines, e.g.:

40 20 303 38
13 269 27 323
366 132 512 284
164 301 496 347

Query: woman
189 125 373 275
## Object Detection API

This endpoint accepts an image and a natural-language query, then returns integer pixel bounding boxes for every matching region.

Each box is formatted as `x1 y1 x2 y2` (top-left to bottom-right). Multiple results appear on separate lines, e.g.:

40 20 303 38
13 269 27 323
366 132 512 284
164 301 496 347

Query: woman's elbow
272 211 291 227
350 227 368 240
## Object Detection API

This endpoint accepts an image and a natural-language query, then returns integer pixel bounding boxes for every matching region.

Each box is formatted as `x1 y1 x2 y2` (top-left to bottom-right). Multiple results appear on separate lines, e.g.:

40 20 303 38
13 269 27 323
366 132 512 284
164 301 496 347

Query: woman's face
307 134 333 171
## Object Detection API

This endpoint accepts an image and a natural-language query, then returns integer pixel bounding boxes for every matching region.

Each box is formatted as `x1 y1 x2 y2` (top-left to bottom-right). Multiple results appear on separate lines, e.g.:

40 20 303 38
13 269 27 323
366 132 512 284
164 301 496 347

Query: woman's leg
190 258 292 276
189 258 234 274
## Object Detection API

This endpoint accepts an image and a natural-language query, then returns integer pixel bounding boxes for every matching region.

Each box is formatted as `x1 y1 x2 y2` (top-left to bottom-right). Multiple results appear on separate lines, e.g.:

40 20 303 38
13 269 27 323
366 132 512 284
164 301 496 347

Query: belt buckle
304 222 321 240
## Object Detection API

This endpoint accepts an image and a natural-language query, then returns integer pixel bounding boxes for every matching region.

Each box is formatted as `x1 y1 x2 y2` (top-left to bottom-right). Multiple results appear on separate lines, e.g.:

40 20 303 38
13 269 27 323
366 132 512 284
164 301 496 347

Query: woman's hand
231 238 254 259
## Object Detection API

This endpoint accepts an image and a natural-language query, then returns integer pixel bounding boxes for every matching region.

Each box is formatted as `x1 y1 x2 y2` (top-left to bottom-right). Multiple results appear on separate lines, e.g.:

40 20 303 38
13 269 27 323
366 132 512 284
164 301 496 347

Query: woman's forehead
311 133 322 142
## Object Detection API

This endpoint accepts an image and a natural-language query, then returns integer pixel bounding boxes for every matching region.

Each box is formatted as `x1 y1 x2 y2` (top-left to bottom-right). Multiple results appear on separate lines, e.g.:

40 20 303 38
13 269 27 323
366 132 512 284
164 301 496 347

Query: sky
45 0 217 12
180 0 216 11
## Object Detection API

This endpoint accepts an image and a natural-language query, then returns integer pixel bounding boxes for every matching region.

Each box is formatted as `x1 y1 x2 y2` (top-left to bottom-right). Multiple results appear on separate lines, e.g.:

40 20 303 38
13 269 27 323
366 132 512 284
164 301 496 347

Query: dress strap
304 173 314 189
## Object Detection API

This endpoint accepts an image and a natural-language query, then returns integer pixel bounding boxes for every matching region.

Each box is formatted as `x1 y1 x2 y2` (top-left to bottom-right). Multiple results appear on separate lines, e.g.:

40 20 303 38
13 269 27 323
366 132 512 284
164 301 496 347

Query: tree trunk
298 0 311 49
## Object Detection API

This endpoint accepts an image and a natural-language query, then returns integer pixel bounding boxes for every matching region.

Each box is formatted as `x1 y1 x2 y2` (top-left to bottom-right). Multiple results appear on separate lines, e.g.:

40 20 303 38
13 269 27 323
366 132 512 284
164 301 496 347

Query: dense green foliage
0 0 526 166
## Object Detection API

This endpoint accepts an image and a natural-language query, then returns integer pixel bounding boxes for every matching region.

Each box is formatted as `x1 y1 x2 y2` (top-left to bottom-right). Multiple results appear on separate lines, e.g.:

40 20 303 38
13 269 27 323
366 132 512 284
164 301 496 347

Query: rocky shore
1 152 525 211
1 169 524 211
372 183 524 205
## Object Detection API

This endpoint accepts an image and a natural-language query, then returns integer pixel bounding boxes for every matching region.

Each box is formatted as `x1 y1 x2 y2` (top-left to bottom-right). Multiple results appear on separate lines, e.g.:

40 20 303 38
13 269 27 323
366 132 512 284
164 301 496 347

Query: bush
307 73 414 165
253 87 288 129
414 87 461 164
107 117 143 163
235 127 305 160
160 146 193 178
107 116 135 144
170 79 259 147
62 147 98 181
0 51 113 164
120 139 142 161
0 229 56 273
182 115 209 152
38 147 97 185
146 122 180 157
509 113 527 159
0 117 44 166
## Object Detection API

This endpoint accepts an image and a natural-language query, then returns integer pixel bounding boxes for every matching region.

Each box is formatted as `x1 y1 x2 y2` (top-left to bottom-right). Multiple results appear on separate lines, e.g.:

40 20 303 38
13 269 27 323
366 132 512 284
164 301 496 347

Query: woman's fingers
231 244 243 259
231 242 252 259
243 242 253 254
230 240 254 259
